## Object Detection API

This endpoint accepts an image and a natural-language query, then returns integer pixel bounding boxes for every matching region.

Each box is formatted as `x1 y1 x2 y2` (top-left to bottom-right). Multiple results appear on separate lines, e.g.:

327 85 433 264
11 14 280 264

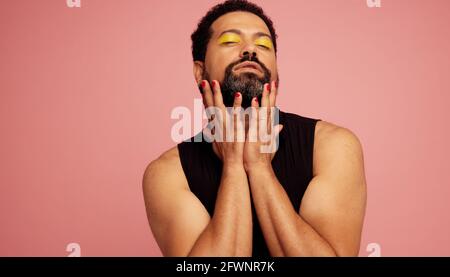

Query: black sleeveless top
177 109 320 256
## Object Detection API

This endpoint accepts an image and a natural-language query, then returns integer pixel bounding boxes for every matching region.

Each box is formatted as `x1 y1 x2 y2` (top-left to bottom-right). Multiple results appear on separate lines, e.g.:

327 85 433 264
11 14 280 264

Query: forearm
247 164 336 257
188 164 252 256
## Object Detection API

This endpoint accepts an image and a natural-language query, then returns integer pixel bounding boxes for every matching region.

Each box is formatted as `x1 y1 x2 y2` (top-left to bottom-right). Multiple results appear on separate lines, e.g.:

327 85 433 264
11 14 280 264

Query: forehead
210 11 271 37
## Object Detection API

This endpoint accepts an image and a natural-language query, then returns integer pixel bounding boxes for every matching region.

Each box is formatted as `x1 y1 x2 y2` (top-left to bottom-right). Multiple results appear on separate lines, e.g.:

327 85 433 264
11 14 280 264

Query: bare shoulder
145 146 180 172
313 120 364 175
142 146 189 209
142 146 211 256
315 120 362 147
142 146 188 192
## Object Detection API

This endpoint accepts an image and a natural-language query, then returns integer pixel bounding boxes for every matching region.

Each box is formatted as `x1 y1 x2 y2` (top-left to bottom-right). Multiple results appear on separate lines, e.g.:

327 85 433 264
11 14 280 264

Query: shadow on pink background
1 0 449 256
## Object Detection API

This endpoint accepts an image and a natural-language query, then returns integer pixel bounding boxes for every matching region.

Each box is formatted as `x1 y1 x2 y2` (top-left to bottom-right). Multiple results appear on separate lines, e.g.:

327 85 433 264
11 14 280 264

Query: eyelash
222 42 270 50
220 38 271 51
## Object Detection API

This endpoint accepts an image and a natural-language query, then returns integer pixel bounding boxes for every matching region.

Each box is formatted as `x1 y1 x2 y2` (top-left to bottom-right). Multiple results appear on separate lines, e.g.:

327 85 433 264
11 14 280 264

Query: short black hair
191 0 278 62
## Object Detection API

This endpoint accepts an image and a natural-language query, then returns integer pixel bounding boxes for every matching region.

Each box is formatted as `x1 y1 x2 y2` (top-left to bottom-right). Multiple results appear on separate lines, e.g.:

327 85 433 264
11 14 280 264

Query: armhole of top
310 119 321 178
176 142 191 184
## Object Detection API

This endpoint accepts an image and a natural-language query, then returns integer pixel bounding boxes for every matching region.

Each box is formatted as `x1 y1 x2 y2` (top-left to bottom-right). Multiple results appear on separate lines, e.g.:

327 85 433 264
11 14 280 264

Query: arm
143 80 253 256
247 123 367 256
188 163 252 256
142 147 252 256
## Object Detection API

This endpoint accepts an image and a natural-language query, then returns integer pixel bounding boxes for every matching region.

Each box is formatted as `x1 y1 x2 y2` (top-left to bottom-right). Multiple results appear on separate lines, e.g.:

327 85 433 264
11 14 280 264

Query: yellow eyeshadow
218 33 241 44
254 37 273 49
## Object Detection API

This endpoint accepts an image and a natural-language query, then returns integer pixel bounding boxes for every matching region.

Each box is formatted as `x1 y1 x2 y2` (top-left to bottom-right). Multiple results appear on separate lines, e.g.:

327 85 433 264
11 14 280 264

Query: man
143 0 367 257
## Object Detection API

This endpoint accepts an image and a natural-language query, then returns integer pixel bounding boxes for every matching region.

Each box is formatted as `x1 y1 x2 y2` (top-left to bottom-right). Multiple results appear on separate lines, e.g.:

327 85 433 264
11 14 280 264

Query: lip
233 61 263 73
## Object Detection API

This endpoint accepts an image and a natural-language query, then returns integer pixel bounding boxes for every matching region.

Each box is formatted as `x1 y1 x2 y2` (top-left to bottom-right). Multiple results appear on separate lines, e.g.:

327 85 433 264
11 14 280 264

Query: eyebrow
218 29 272 40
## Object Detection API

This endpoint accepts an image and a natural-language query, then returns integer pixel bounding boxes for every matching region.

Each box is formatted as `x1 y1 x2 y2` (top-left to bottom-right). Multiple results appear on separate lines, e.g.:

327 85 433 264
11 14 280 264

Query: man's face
196 11 278 108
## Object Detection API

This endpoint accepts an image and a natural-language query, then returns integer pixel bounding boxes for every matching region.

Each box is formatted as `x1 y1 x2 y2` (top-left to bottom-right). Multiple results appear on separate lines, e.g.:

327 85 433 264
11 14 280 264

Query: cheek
262 58 278 79
269 57 278 79
271 66 278 80
206 54 235 80
205 59 225 81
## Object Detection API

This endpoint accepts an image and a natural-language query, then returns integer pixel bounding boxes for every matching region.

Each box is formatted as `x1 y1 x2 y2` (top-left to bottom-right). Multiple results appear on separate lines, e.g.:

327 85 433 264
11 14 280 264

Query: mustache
229 54 269 73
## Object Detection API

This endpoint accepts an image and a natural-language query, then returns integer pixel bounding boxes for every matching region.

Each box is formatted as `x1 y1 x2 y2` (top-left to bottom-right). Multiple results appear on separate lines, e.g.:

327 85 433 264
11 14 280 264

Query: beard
202 55 273 108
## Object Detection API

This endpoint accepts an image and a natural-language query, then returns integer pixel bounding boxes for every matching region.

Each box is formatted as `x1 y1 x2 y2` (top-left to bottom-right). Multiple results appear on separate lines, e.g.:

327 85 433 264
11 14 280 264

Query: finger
201 80 214 108
233 92 242 108
232 92 243 141
236 113 245 142
202 124 214 142
260 83 270 134
267 81 278 134
211 80 225 109
234 97 245 143
261 83 270 107
201 80 216 125
211 80 227 142
247 97 259 142
273 124 283 137
269 80 277 107
269 124 283 153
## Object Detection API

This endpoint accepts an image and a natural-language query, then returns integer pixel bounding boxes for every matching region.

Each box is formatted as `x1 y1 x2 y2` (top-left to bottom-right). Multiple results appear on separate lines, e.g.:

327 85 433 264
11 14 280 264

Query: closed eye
218 33 241 45
254 37 273 50
222 41 238 45
257 44 270 49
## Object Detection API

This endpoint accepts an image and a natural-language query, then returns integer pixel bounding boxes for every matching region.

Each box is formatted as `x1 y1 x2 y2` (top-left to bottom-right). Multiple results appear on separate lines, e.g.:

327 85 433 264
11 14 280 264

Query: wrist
222 162 248 183
222 161 246 173
244 162 274 176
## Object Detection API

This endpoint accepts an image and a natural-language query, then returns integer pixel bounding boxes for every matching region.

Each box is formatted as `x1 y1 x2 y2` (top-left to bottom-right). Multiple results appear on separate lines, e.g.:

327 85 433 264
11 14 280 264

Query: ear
193 61 204 84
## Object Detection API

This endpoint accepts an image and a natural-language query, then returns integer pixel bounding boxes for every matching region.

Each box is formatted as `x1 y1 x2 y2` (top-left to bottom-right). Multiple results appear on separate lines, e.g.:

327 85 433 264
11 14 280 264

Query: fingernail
201 80 206 88
254 97 258 103
235 92 240 98
212 80 216 88
265 84 270 91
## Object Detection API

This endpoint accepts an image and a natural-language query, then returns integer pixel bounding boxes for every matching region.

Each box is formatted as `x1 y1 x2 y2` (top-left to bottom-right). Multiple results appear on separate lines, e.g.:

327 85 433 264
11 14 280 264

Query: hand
200 80 245 168
243 81 283 172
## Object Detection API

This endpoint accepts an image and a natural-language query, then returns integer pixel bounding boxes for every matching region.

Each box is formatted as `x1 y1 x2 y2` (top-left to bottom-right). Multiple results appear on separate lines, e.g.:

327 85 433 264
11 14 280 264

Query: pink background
1 0 449 256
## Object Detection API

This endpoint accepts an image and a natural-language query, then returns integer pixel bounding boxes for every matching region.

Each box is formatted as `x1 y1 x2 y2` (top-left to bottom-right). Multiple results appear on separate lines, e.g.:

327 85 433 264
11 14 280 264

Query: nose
240 44 257 60
241 51 257 60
